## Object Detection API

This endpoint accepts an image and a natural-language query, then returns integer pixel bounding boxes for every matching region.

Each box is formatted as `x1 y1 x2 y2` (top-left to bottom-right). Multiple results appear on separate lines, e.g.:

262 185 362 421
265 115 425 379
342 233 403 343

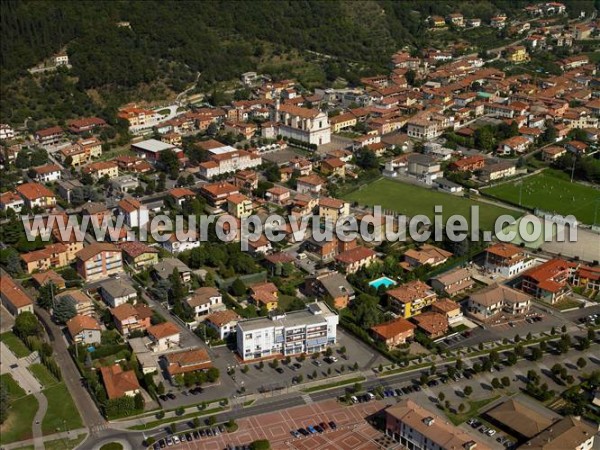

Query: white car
486 429 496 436
172 436 180 444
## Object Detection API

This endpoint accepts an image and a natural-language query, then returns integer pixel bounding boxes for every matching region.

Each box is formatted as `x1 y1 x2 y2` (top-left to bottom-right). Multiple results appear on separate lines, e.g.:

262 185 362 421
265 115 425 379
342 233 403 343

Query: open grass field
482 169 600 225
0 394 39 444
28 363 59 388
0 331 31 358
0 373 26 399
42 383 84 435
344 178 520 231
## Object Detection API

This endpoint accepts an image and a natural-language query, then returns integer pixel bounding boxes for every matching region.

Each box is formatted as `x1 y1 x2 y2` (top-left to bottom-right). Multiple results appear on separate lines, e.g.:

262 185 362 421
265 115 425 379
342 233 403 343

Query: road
35 307 106 433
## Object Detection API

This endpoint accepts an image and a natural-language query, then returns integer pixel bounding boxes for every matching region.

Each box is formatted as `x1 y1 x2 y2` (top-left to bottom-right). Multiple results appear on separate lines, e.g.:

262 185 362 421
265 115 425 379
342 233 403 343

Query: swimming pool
369 276 397 289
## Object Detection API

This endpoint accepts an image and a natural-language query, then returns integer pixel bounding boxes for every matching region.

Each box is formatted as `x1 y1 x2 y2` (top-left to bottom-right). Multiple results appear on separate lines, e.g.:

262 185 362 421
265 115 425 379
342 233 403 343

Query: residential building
483 398 556 441
56 179 83 203
404 244 452 269
318 197 350 222
110 303 153 336
407 154 442 184
186 287 223 318
56 289 95 317
66 315 102 345
114 155 153 173
387 281 437 318
60 138 102 166
274 103 331 146
163 349 213 380
31 270 66 290
479 161 516 182
118 197 149 229
412 311 449 338
32 164 62 183
67 117 106 134
35 126 64 146
206 309 241 340
100 364 141 399
118 241 159 269
20 243 72 274
566 140 589 155
305 271 355 309
16 182 57 209
153 258 192 283
370 317 416 348
431 298 463 324
571 265 600 291
227 193 253 219
406 113 447 140
148 322 181 352
0 123 15 140
75 242 123 281
162 231 201 254
430 267 474 297
466 283 531 320
446 13 464 26
236 301 338 361
524 416 596 450
541 145 566 161
234 170 259 191
99 278 138 308
506 46 529 63
335 246 377 274
520 258 572 304
196 140 262 179
266 186 291 205
321 157 346 178
497 136 530 155
484 242 533 277
0 275 34 316
249 282 279 311
118 106 158 130
167 187 196 207
200 182 239 210
82 161 119 180
329 113 357 133
296 174 326 195
0 191 25 213
384 399 491 450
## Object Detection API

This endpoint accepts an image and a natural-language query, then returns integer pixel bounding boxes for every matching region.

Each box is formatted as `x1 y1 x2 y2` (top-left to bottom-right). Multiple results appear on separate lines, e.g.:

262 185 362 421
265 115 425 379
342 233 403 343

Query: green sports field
482 169 600 225
344 178 520 231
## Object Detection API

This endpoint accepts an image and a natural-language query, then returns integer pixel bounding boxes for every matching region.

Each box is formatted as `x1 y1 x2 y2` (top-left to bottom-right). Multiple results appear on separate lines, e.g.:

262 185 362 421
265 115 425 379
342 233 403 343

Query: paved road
35 307 106 433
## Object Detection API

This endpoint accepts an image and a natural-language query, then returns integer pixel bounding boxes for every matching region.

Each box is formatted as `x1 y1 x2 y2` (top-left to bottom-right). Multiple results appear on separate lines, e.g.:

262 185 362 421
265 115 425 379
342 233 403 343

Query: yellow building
20 243 71 274
82 161 119 180
506 46 528 63
227 193 253 219
387 281 438 318
330 113 357 133
119 241 160 270
318 197 350 222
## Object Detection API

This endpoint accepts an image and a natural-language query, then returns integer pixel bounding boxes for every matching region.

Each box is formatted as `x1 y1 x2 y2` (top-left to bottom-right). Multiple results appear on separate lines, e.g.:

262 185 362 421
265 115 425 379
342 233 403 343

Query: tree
170 422 177 433
207 415 217 426
13 311 41 338
325 347 333 357
501 377 510 387
354 148 379 170
463 386 472 397
0 381 10 424
576 357 587 368
134 392 144 410
542 123 557 144
474 126 495 151
458 403 465 413
249 440 271 450
53 296 77 324
157 382 165 395
438 392 445 402
588 328 596 341
531 347 542 361
231 278 246 297
37 282 57 310
491 378 501 389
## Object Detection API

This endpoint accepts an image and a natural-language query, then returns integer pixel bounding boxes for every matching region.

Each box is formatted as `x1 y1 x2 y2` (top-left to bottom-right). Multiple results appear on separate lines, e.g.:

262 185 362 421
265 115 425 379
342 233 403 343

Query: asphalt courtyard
172 398 388 449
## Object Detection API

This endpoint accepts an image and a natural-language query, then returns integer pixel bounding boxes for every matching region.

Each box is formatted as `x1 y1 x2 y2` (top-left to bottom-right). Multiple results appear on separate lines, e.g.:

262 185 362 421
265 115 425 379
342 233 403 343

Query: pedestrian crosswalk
301 393 313 404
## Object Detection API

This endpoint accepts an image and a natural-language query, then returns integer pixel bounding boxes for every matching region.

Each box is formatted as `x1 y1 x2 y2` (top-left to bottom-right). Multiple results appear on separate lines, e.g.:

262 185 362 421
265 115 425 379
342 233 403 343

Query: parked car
328 421 337 430
172 436 180 445
307 425 317 434
291 430 301 438
275 367 284 374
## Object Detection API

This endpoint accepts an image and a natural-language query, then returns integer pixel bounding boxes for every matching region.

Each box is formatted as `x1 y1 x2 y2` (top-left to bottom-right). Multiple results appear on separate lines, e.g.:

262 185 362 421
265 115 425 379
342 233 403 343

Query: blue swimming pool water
369 276 397 289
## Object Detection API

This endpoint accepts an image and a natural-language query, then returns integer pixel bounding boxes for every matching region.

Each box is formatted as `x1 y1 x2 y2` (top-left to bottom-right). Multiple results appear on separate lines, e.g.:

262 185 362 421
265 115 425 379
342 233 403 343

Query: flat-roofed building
236 302 338 361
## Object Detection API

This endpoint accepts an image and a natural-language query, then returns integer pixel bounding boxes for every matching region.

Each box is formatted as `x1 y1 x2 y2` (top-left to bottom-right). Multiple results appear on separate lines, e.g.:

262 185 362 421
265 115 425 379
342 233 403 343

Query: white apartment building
274 102 331 146
0 124 15 140
198 142 262 179
236 302 338 361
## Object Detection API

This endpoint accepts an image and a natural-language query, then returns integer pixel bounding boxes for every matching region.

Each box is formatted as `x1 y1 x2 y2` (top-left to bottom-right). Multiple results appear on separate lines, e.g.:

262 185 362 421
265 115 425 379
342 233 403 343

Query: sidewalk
1 429 88 450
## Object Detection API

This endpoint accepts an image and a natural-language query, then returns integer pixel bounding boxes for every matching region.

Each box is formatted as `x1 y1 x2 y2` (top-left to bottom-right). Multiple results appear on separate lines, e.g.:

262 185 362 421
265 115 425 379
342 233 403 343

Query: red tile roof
16 182 55 200
371 317 416 340
0 275 33 309
100 364 140 399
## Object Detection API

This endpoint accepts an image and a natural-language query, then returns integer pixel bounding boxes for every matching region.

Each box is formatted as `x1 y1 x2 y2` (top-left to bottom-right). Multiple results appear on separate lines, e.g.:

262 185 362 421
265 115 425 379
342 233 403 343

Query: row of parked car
153 424 227 448
291 421 337 438
467 419 514 448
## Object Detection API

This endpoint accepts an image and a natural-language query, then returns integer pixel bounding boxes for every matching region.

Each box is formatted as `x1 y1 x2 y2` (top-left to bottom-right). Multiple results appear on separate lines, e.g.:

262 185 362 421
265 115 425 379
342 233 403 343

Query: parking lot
156 328 389 409
164 398 387 450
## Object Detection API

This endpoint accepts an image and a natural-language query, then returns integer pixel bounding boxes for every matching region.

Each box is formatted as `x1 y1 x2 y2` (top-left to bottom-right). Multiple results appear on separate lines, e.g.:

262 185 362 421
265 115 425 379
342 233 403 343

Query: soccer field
482 169 600 225
343 178 520 231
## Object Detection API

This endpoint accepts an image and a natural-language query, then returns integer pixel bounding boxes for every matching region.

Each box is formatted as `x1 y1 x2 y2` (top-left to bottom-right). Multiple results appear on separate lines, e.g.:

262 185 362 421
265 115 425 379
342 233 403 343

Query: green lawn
0 394 39 444
0 373 26 399
344 178 519 231
28 363 59 388
482 169 600 225
43 434 87 450
0 332 31 358
302 376 366 393
99 443 123 450
41 383 84 435
443 395 500 426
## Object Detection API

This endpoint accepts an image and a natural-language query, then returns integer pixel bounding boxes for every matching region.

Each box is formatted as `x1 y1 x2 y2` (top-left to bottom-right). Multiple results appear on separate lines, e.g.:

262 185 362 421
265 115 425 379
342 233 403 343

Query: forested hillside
1 0 598 125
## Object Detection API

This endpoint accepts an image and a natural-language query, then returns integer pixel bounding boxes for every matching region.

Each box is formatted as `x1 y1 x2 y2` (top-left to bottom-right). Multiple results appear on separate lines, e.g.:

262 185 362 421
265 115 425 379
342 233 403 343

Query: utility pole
570 157 576 183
